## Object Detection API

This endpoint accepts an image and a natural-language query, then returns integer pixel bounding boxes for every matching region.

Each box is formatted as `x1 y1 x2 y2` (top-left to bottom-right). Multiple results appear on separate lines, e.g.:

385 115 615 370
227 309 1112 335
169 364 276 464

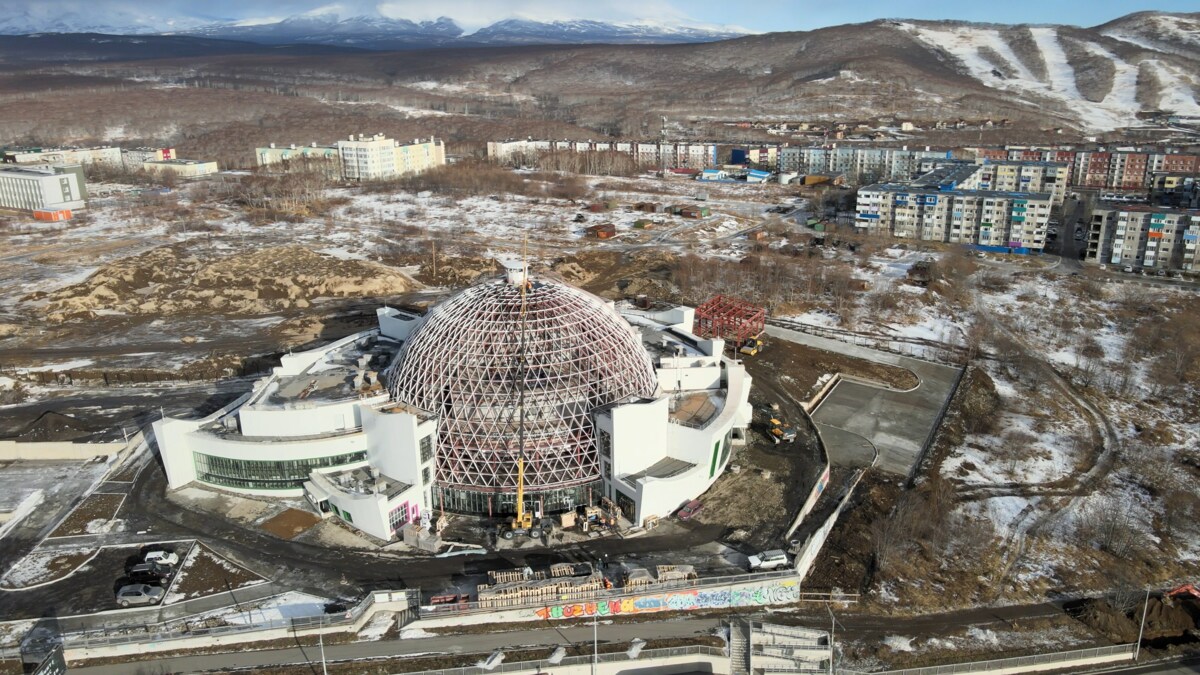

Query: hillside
0 11 1195 147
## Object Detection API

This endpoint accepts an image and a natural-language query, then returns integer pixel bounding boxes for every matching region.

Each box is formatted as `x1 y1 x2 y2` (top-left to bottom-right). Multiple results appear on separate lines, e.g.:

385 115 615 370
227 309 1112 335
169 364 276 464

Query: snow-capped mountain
466 19 750 45
0 7 211 35
183 14 465 49
0 6 749 49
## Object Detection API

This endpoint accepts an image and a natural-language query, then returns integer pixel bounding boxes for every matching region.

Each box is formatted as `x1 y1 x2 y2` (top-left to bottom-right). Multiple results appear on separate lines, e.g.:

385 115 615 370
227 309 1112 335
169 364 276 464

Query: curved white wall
239 395 387 438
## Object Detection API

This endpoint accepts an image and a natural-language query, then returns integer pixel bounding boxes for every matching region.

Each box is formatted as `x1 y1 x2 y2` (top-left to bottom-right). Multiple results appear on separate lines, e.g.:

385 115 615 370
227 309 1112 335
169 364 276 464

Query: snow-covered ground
0 545 97 589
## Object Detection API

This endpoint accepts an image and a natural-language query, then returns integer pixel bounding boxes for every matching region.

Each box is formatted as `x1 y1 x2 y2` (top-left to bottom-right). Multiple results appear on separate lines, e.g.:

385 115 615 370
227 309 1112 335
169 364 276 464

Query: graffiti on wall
533 579 799 621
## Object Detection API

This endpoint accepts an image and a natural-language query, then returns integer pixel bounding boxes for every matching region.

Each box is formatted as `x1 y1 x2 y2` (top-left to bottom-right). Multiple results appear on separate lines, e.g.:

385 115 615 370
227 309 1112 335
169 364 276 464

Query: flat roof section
268 335 399 406
323 466 412 500
624 457 696 483
669 391 723 429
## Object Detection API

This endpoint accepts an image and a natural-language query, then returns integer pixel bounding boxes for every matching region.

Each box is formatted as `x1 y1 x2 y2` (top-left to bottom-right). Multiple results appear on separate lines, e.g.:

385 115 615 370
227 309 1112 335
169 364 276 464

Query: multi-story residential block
142 159 219 178
121 147 176 167
856 164 1053 251
255 142 340 168
973 161 1069 205
487 139 717 169
778 146 947 183
0 165 87 212
337 134 445 181
1 145 122 167
1086 205 1200 271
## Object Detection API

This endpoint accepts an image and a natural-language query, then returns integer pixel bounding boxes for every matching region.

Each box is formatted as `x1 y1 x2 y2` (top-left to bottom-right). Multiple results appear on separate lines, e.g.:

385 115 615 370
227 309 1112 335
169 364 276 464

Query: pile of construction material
620 564 698 589
477 563 610 608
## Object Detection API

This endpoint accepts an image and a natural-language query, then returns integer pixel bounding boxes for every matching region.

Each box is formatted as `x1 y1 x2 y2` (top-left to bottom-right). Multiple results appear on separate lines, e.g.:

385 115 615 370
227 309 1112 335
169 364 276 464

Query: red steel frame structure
387 276 658 497
693 295 766 343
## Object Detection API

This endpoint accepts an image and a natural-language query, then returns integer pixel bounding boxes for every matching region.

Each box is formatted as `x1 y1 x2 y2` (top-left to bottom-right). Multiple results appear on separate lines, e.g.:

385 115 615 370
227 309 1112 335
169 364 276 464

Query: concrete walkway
765 326 962 476
70 616 726 674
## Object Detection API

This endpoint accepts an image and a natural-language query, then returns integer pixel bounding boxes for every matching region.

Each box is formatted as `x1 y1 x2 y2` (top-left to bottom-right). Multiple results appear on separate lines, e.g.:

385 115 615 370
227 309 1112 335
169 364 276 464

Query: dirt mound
1075 598 1140 643
1145 597 1197 639
28 245 422 323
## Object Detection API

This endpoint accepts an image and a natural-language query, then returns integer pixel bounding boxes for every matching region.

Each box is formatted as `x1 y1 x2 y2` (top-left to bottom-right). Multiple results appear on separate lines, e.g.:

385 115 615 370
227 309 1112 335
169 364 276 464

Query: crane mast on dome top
501 241 543 540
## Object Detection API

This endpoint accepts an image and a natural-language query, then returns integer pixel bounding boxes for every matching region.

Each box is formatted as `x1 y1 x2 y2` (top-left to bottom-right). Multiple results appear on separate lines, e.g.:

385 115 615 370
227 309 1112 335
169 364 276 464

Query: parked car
115 584 165 608
1156 269 1167 277
1123 265 1134 273
1170 271 1184 279
676 500 703 521
126 562 173 584
748 549 790 571
143 550 180 567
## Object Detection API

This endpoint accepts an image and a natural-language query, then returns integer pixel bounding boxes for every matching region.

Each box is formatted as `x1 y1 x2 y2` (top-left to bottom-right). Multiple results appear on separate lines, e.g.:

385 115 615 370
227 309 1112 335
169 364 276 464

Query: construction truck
769 418 798 444
501 456 543 540
739 334 765 356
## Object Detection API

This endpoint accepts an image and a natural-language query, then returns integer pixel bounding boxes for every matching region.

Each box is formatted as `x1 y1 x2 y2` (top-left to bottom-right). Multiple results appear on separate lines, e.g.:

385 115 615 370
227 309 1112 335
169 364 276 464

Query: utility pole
1135 589 1150 660
319 613 329 675
592 614 599 675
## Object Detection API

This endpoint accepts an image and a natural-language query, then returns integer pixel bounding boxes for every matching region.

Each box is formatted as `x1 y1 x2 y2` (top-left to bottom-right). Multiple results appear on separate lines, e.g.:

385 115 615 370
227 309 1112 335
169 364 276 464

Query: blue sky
13 0 1196 32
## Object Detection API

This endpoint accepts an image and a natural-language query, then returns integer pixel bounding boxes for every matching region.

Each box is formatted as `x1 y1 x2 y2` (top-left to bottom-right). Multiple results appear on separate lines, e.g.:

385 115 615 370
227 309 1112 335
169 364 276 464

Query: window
193 451 366 491
422 467 431 485
596 428 612 458
420 435 433 463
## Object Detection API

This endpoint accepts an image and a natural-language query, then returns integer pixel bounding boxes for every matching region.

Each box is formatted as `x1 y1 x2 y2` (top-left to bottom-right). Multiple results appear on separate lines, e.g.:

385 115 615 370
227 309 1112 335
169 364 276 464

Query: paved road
1090 656 1200 674
67 601 1072 674
0 460 731 621
764 326 961 476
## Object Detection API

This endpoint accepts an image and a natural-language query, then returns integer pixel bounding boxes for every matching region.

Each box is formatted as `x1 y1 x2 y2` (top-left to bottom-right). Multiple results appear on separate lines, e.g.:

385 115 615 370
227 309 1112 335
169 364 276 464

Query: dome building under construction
154 261 753 542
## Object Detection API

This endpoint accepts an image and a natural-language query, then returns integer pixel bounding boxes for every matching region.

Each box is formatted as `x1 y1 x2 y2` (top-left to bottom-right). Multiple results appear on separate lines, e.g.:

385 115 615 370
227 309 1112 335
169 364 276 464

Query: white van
748 549 790 571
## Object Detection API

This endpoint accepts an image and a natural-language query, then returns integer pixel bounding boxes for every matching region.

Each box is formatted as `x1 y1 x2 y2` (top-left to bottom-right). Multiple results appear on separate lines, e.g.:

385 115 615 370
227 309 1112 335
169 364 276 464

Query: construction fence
768 319 968 366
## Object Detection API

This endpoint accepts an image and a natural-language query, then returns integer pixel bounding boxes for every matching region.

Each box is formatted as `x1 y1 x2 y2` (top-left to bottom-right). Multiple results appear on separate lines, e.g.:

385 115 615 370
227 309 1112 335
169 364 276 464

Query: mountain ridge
0 10 751 49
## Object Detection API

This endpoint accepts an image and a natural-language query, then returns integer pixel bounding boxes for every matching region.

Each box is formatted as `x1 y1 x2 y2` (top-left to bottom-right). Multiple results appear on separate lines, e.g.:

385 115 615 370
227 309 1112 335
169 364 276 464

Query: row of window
193 450 367 491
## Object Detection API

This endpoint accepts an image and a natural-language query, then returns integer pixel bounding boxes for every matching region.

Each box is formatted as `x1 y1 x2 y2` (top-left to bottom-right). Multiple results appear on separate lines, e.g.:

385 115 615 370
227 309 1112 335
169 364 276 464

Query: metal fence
852 643 1137 675
768 319 967 366
397 645 727 675
60 589 414 651
418 570 857 617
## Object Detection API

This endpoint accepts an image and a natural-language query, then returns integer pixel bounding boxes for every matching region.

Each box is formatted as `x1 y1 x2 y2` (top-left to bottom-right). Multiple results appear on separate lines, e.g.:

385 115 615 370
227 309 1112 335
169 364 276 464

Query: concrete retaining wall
417 575 806 628
0 441 122 461
65 596 412 662
794 469 867 580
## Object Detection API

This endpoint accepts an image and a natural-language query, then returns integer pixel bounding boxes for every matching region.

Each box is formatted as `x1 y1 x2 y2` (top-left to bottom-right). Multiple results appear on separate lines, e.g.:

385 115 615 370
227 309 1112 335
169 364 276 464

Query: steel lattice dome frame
386 275 658 511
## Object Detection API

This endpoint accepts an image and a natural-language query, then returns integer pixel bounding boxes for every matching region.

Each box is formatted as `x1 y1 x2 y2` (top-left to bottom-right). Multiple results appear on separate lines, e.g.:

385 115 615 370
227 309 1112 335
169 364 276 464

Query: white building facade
155 277 753 542
0 165 87 212
336 134 445 180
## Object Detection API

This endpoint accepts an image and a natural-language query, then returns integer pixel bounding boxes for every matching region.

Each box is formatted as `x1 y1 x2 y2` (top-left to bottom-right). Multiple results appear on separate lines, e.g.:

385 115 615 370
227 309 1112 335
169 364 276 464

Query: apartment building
256 142 340 167
142 159 219 178
0 165 87 212
121 147 176 167
973 161 1069 205
857 164 1053 251
486 139 717 169
965 146 1200 193
778 146 947 183
2 145 122 167
1085 205 1200 271
335 134 445 181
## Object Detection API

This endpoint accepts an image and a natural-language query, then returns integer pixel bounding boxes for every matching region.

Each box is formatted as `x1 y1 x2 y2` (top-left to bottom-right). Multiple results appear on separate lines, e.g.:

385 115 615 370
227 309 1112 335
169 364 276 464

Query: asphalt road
0 459 730 621
64 601 1077 674
1090 656 1200 674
